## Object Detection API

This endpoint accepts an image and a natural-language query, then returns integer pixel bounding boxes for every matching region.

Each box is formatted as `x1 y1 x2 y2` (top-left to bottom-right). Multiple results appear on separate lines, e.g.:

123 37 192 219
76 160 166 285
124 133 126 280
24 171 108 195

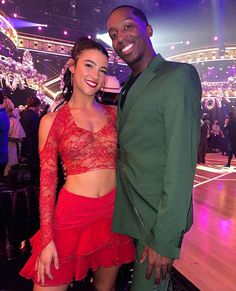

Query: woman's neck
69 95 97 110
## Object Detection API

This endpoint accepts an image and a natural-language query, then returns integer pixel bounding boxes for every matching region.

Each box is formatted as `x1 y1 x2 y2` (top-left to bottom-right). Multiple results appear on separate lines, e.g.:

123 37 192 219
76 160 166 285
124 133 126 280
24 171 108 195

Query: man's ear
146 25 153 37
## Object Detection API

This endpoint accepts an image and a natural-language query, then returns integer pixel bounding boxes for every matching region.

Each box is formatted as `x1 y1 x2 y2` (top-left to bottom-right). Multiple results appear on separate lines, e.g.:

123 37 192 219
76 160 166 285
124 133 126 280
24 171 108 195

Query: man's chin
118 52 135 65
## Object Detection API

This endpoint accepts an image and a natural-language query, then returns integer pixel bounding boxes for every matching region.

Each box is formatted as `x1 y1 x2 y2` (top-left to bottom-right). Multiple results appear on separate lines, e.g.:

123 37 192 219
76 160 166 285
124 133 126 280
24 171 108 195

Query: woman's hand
35 240 59 285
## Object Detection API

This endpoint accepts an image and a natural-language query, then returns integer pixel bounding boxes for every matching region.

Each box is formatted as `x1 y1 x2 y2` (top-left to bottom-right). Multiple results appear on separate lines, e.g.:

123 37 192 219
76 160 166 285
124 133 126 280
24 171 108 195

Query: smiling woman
19 37 135 291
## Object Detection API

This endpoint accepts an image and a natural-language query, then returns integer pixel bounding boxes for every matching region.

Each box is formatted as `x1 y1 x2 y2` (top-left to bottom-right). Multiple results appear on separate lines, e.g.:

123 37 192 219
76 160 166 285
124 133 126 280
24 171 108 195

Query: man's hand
140 245 173 285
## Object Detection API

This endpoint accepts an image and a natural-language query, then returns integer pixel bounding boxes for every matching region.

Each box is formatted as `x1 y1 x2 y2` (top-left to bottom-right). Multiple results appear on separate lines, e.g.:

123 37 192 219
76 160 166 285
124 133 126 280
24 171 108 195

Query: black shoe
224 164 230 167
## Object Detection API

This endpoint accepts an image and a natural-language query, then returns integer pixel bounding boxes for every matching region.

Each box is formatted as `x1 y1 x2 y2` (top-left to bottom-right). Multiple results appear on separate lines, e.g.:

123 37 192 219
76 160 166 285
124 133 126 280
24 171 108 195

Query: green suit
113 54 201 290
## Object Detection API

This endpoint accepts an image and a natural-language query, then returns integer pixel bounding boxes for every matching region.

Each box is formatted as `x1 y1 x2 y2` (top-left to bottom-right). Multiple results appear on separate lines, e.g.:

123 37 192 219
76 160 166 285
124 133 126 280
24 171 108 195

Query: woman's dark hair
62 37 109 101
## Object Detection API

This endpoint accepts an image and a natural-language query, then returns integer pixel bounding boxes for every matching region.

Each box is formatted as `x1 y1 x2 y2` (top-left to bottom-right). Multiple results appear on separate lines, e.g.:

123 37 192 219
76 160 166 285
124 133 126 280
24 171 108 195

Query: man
197 113 210 164
0 91 10 179
224 111 236 167
20 96 41 176
107 5 202 291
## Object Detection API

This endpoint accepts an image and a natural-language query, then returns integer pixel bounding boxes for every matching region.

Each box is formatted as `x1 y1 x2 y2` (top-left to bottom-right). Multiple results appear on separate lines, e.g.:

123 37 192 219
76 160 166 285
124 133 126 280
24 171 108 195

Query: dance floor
174 153 236 291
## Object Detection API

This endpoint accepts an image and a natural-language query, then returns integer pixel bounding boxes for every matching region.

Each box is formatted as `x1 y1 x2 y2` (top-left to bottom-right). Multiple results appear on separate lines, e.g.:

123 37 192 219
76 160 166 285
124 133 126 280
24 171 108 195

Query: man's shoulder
164 60 195 73
156 60 199 84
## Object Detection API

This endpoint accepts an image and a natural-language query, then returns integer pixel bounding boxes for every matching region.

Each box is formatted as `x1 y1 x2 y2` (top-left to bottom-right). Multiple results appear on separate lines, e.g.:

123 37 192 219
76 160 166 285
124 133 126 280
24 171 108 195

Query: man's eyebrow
108 17 135 33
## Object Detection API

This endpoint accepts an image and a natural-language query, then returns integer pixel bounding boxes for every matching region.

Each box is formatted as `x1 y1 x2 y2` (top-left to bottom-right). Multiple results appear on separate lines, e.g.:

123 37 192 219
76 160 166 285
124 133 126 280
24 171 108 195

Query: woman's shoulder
40 111 58 128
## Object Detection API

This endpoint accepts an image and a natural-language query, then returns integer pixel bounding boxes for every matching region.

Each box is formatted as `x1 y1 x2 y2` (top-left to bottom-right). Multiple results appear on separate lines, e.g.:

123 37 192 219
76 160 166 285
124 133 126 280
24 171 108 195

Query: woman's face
69 49 108 98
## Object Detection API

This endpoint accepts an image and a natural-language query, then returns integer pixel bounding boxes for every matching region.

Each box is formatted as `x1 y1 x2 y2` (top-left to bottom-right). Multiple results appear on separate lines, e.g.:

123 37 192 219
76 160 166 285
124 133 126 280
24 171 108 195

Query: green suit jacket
113 54 201 259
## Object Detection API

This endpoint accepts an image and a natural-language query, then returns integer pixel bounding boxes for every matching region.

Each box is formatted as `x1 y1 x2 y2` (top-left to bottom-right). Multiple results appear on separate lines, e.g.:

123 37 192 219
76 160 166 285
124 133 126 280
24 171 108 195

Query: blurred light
9 18 48 28
63 30 68 35
170 45 175 50
186 41 190 45
1 0 6 4
96 33 112 47
38 26 42 31
88 35 91 39
214 36 218 41
13 13 18 18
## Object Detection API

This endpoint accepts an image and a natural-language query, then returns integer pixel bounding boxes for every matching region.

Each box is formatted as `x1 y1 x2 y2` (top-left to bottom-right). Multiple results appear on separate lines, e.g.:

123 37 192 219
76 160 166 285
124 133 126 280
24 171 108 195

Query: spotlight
96 33 112 47
214 36 218 41
13 13 18 18
38 26 42 31
1 0 6 4
63 30 68 35
186 41 190 45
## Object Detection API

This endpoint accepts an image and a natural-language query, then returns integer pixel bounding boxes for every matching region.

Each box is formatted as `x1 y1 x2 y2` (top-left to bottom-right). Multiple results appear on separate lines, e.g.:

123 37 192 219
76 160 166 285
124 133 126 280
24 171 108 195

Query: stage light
186 41 190 45
170 45 175 50
1 0 6 4
13 13 18 18
88 35 91 39
96 33 112 47
38 26 42 31
63 30 68 35
214 36 218 41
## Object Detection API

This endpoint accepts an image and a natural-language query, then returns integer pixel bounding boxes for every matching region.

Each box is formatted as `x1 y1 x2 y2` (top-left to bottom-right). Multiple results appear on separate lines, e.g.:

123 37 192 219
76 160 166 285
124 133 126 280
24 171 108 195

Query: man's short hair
107 5 148 25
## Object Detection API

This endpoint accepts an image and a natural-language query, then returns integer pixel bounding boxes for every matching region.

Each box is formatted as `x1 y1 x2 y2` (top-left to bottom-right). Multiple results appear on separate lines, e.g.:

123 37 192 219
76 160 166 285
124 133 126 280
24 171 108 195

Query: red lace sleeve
39 116 59 251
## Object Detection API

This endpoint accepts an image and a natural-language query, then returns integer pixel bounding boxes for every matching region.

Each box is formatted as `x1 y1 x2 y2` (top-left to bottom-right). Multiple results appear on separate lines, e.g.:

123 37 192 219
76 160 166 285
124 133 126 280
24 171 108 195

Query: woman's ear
67 58 75 73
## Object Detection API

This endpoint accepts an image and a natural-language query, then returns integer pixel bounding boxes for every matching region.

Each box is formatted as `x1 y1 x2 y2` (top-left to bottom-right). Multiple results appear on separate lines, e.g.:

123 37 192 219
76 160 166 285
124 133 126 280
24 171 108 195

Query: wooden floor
174 153 236 291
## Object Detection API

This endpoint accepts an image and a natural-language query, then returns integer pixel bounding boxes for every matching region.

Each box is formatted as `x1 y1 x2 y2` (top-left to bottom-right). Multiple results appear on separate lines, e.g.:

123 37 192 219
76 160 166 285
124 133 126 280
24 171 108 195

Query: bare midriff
64 168 116 197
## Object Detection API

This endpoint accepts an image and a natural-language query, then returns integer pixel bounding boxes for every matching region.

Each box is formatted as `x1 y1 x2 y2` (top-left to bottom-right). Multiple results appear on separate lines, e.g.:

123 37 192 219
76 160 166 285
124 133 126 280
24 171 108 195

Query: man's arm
147 64 201 258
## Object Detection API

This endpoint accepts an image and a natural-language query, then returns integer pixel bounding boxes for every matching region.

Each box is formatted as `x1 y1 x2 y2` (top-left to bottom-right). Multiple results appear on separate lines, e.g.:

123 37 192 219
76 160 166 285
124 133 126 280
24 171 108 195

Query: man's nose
117 30 127 43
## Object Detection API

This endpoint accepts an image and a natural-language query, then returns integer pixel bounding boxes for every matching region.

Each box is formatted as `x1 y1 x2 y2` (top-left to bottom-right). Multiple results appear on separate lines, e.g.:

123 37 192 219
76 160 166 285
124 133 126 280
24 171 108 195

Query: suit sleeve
147 64 201 258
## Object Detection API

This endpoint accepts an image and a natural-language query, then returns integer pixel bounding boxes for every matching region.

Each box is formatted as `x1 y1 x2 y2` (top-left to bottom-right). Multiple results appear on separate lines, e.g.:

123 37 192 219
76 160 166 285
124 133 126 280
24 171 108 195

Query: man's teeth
122 43 133 52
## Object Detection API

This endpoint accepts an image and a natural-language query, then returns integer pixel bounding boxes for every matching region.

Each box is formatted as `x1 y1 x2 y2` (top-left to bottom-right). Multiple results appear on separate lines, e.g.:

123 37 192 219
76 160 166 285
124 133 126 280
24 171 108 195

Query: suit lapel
118 54 166 131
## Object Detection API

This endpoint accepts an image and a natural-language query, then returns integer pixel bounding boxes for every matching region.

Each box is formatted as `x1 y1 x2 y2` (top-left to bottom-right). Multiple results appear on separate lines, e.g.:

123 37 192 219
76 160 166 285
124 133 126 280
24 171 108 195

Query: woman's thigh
93 265 120 291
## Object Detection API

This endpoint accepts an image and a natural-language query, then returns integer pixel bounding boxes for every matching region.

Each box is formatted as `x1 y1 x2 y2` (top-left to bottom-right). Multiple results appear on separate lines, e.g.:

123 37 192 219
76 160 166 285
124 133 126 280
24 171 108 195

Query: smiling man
107 5 202 291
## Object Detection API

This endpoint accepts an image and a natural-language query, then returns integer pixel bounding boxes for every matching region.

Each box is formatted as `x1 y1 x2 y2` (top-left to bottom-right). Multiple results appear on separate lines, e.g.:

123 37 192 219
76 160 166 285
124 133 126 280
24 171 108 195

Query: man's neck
131 50 156 77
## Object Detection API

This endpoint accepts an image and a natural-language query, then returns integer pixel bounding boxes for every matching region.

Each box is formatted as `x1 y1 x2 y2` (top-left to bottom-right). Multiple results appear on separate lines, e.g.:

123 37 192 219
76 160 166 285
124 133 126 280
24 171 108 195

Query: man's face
107 7 152 68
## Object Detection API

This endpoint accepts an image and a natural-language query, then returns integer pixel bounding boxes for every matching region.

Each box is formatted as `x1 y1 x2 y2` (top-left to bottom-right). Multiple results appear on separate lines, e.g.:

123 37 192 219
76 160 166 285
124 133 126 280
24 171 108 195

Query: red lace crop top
39 103 117 250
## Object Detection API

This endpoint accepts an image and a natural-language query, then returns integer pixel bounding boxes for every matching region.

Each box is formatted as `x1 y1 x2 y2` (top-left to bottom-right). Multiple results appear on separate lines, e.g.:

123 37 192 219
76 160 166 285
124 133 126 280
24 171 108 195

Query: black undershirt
120 73 141 109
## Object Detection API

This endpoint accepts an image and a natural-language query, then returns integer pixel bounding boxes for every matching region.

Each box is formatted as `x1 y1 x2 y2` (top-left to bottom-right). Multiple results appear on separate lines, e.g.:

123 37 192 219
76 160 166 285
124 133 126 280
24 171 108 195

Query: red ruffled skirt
20 187 135 286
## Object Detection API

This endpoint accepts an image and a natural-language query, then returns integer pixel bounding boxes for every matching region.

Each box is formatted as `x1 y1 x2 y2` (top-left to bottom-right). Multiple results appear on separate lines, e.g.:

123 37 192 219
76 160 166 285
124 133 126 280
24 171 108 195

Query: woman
20 37 135 291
